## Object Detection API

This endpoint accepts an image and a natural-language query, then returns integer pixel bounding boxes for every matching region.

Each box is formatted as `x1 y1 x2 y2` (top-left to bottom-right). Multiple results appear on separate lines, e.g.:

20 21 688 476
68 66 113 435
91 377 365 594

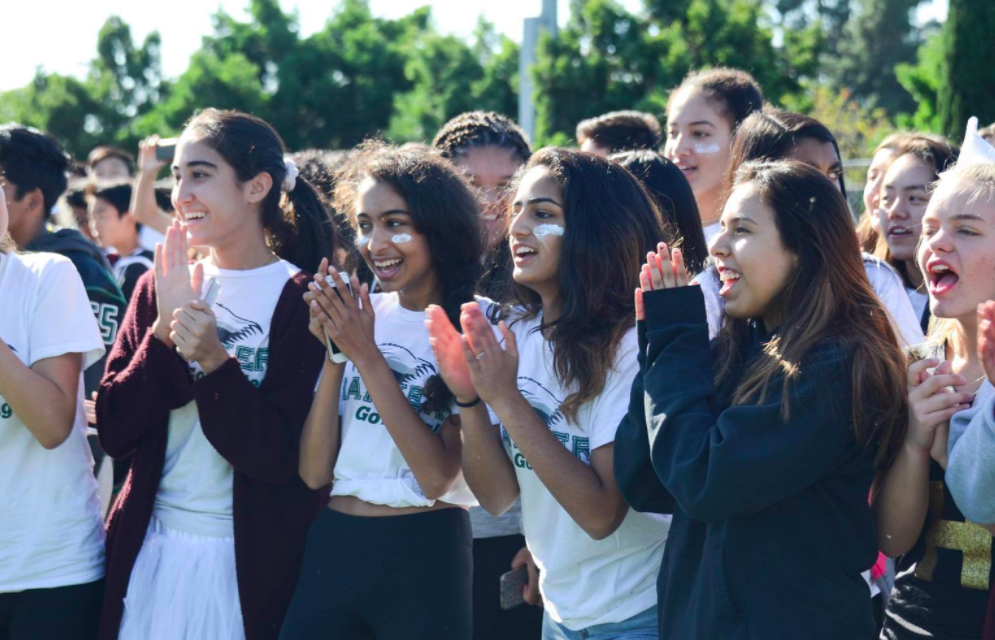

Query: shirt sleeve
863 258 924 348
30 257 105 369
589 328 639 451
946 386 995 524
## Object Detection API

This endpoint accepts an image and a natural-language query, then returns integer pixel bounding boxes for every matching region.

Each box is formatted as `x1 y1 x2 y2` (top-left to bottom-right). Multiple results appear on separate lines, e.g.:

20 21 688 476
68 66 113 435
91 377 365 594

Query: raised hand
153 219 203 347
906 358 973 469
426 305 476 404
639 242 689 292
458 303 519 407
306 264 377 366
137 135 168 176
979 301 995 386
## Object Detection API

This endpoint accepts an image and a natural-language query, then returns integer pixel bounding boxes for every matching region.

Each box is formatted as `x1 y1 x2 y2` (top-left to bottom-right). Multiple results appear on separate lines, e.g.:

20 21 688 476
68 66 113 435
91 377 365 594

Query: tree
937 0 995 139
532 0 823 145
833 0 924 115
0 73 107 158
387 18 520 142
894 30 944 133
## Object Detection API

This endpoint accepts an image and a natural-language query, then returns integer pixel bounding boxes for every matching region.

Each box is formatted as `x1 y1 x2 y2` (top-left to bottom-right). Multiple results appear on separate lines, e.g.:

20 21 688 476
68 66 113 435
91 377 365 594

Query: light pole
518 0 558 142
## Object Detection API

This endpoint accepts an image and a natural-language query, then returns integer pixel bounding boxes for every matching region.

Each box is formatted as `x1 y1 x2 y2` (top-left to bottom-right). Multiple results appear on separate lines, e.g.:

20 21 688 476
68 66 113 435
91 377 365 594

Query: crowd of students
1 65 995 640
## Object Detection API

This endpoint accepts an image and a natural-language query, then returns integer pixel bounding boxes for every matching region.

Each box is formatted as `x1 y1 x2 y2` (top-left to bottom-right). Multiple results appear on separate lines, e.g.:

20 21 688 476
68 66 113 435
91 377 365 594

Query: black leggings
471 534 542 640
0 578 103 640
280 507 473 640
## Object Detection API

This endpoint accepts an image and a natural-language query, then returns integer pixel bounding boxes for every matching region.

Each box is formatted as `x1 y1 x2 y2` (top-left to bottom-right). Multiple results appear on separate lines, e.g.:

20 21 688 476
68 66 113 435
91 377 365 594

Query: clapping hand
906 358 974 469
305 260 376 366
635 243 689 321
153 219 203 348
979 301 995 387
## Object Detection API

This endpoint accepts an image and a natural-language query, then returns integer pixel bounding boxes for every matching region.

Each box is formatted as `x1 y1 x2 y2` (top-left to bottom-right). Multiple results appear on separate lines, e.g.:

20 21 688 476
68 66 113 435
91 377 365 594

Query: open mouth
887 225 914 238
512 244 538 266
926 260 959 296
372 257 403 280
718 268 741 297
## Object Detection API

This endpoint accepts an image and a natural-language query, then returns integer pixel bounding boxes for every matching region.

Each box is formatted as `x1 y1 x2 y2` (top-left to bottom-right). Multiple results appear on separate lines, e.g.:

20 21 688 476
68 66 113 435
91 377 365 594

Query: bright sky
0 0 947 93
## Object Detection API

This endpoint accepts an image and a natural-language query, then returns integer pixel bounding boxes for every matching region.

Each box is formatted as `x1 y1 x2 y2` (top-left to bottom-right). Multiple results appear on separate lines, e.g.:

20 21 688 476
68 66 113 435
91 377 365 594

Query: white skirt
119 517 245 640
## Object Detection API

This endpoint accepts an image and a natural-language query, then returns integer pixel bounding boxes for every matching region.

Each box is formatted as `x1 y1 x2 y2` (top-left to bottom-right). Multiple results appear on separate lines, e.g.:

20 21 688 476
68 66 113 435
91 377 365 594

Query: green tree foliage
532 0 823 145
895 30 944 133
937 0 995 139
834 0 924 115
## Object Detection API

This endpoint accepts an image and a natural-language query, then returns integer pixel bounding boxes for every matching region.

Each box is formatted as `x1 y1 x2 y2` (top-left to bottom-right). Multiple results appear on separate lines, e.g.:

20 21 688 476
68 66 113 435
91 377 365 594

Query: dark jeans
0 578 104 640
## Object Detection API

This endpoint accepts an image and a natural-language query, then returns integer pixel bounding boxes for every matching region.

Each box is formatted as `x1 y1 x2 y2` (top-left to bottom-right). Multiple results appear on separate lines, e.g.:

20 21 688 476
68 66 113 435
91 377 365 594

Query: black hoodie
614 285 878 640
28 226 126 395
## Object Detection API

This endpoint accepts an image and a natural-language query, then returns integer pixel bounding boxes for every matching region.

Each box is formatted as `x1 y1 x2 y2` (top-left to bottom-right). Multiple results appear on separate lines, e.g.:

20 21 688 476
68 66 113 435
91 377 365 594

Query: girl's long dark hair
185 109 336 272
504 149 667 422
610 150 709 275
334 141 485 413
718 161 908 469
724 108 848 199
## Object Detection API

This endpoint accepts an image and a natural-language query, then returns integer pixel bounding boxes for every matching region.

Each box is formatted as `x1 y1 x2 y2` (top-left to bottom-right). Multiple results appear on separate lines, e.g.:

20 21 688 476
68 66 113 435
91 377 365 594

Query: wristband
455 396 481 408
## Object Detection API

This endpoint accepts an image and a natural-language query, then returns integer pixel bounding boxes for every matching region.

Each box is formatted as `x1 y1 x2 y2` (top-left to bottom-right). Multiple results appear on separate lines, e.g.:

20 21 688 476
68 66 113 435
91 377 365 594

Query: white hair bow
282 158 299 193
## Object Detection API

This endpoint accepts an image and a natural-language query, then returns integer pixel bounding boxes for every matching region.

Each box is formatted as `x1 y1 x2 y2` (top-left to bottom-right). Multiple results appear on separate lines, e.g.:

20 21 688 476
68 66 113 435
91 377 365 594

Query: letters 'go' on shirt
332 292 479 509
0 252 106 592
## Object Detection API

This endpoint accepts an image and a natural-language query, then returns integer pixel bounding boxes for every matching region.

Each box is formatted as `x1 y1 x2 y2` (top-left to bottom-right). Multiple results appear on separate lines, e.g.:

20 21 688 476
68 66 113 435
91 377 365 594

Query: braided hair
433 111 532 164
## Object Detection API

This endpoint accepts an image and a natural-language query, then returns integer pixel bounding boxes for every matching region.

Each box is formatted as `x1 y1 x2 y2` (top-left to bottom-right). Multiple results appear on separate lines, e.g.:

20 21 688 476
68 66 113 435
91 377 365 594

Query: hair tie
282 158 299 193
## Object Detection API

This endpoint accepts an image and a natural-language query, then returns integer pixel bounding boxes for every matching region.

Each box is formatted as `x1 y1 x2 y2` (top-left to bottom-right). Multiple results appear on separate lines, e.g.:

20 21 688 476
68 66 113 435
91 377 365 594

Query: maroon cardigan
95 270 326 640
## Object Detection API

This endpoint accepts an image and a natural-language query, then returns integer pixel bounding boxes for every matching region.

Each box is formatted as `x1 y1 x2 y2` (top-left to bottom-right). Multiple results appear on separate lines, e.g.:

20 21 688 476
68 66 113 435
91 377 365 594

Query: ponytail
274 178 336 273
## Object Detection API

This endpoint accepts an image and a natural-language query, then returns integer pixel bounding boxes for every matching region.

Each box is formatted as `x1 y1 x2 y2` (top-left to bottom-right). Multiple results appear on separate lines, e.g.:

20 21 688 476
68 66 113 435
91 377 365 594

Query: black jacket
614 286 878 640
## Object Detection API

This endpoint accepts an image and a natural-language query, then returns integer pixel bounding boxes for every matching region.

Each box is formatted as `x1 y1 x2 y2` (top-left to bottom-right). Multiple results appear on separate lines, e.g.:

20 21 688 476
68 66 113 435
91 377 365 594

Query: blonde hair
925 162 995 346
0 234 13 253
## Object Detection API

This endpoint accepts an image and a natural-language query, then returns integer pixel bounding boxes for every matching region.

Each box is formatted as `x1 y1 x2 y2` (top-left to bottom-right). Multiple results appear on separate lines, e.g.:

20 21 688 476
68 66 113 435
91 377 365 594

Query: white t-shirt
139 226 165 253
332 292 476 508
906 286 929 329
703 221 722 248
154 260 297 537
861 254 924 348
690 264 723 340
0 252 106 592
501 313 668 630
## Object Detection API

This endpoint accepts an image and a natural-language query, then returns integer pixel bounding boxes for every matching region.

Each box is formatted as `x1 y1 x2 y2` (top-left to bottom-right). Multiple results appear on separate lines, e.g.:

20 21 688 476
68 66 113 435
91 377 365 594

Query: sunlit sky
0 0 947 92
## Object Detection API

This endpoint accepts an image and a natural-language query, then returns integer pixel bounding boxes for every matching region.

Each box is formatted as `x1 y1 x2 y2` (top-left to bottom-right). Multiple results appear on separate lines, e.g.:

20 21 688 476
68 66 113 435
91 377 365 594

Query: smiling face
788 137 843 194
455 145 523 251
354 177 437 304
863 147 896 222
711 183 796 328
664 88 734 213
170 131 270 252
878 153 935 263
508 165 565 304
918 180 995 322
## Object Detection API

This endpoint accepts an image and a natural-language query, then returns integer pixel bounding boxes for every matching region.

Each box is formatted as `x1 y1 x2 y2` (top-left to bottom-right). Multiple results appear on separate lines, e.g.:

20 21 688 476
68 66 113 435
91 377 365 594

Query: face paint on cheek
533 224 565 245
355 235 371 249
391 233 413 244
693 143 722 154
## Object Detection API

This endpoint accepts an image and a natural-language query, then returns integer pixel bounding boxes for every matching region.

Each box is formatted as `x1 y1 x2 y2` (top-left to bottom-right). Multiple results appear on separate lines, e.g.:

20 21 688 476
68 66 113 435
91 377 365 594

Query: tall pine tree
937 0 995 138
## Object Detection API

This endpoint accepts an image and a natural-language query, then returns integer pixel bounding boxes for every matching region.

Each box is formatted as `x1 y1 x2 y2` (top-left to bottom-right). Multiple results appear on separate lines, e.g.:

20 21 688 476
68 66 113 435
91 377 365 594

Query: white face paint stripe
391 233 413 244
693 143 722 154
355 234 371 248
533 224 565 238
